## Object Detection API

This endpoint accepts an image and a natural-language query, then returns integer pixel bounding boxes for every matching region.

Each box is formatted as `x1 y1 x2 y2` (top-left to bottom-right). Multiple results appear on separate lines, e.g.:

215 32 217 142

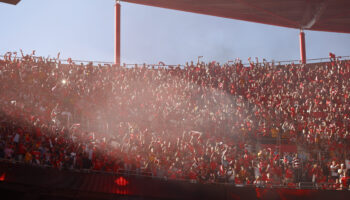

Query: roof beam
0 0 21 5
302 0 328 29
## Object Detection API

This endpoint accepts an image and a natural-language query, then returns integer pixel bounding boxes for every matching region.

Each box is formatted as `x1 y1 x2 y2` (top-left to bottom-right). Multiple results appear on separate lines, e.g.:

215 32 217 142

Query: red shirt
235 177 243 184
285 168 293 179
93 160 103 170
18 143 26 154
188 171 197 180
210 161 217 170
32 150 40 160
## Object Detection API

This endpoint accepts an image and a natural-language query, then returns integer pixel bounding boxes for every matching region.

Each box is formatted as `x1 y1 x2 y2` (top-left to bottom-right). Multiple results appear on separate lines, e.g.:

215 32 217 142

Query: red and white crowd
0 52 349 189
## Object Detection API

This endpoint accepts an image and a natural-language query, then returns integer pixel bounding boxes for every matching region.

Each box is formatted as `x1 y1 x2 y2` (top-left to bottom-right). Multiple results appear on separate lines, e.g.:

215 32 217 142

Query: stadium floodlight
0 0 21 5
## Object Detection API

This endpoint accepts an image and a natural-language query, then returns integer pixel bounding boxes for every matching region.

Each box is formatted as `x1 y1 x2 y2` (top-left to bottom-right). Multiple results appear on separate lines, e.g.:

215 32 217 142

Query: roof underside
0 0 20 5
123 0 350 34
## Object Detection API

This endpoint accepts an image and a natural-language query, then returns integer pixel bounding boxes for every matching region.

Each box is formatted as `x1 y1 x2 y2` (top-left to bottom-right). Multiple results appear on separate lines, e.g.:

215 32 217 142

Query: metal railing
1 54 350 68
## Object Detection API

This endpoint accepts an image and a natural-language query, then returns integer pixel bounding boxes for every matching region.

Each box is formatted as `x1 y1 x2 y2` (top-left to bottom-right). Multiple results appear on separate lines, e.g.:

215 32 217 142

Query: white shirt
13 133 20 143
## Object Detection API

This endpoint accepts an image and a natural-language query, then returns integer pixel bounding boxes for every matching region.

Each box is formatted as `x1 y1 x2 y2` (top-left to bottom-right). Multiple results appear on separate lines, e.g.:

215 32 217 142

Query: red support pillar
299 30 306 64
115 1 121 66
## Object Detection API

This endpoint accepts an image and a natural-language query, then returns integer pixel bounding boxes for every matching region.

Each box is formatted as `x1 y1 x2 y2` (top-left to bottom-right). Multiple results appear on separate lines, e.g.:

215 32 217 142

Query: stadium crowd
0 52 349 190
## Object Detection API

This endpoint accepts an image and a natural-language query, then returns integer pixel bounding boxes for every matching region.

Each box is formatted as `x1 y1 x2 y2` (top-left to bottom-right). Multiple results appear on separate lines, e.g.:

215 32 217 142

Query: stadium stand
0 52 349 192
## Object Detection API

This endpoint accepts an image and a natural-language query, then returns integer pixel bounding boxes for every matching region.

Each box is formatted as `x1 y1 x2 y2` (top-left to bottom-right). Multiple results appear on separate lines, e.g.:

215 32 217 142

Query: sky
1 0 350 65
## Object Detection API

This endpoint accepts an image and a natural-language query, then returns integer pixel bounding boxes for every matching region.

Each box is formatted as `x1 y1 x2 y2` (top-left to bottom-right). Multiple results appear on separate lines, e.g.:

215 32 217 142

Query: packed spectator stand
0 52 349 190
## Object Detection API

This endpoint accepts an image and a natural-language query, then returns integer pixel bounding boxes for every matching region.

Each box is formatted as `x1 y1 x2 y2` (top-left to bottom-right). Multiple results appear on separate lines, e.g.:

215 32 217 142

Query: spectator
0 52 349 188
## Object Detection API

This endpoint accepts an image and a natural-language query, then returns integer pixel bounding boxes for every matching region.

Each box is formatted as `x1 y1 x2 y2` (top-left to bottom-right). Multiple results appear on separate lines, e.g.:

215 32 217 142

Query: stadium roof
123 0 350 34
0 0 20 5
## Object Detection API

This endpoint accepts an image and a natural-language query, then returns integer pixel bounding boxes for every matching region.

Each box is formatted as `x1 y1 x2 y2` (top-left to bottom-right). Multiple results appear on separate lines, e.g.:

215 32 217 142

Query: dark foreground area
0 161 349 200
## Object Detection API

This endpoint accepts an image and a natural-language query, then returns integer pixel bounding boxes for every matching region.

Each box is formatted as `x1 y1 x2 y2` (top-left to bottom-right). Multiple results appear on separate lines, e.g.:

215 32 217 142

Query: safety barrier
1 54 350 68
0 160 349 200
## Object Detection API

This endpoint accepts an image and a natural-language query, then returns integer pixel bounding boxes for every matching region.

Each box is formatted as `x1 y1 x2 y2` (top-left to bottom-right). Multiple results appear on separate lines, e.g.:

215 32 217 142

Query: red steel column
299 30 306 64
115 1 121 66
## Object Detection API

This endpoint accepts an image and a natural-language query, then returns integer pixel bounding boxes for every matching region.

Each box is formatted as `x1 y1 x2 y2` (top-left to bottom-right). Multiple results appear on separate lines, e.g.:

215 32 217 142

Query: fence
1 54 350 68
